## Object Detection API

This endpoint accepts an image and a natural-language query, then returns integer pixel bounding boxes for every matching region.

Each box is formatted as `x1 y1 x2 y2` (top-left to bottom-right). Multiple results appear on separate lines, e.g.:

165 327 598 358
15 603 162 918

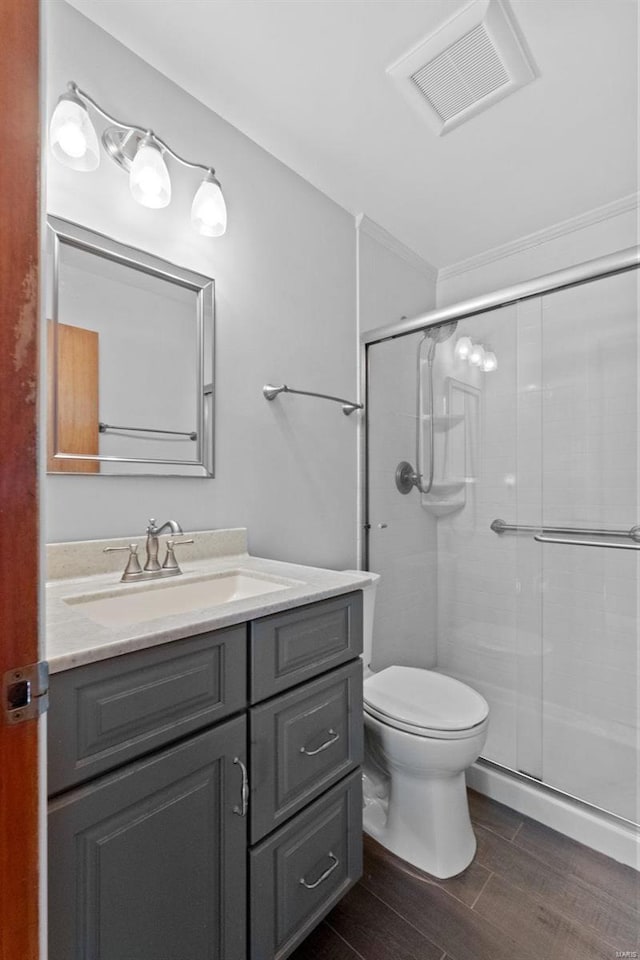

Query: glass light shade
49 94 100 171
482 351 498 372
191 174 227 237
129 138 171 209
455 336 473 360
469 343 486 367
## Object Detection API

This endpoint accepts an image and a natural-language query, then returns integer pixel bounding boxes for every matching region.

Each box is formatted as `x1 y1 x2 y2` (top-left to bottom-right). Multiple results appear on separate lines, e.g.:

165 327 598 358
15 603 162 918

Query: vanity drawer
250 769 362 960
249 659 362 842
249 591 362 703
48 624 247 795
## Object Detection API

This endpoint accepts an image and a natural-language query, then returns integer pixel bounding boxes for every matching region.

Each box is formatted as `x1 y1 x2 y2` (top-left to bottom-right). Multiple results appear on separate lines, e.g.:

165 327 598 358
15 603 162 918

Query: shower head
424 320 458 362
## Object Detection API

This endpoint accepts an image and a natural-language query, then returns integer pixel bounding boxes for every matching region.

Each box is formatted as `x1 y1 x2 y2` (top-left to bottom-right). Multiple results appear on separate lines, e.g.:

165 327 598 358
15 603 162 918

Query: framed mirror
46 216 214 477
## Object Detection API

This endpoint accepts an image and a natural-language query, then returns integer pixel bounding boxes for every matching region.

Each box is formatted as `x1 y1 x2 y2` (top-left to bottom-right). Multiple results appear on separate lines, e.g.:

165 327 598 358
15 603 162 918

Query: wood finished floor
291 789 639 960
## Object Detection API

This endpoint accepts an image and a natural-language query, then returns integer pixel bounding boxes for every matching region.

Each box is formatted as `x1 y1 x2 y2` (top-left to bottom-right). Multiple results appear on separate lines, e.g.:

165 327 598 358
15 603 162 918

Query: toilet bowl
349 572 489 879
364 665 488 878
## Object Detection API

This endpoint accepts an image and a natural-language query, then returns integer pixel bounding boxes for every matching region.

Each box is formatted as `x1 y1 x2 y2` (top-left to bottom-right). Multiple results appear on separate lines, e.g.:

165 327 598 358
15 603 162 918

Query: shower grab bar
491 518 640 541
534 535 640 550
263 384 362 416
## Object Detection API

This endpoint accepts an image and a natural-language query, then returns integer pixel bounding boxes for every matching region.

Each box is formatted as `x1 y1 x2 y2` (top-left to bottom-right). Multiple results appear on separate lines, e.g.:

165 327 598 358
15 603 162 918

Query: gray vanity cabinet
248 592 363 960
47 625 248 960
49 716 247 960
47 590 364 960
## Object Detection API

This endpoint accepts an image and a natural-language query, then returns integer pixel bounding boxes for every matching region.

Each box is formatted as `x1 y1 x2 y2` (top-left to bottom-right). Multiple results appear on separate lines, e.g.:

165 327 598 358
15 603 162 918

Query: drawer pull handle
300 852 339 889
232 757 249 817
300 728 340 756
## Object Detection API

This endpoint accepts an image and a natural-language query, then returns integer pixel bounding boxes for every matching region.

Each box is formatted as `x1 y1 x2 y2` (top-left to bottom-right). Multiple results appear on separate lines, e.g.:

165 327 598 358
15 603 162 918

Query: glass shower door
367 305 524 771
366 266 639 825
537 270 639 822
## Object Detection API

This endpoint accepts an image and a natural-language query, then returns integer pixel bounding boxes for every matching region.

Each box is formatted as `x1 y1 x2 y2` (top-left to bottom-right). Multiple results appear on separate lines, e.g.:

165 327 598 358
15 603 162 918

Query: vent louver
388 0 536 135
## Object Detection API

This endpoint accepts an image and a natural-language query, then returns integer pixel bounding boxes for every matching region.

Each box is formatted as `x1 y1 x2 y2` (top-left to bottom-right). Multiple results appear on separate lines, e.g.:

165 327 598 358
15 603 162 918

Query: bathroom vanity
46 530 370 960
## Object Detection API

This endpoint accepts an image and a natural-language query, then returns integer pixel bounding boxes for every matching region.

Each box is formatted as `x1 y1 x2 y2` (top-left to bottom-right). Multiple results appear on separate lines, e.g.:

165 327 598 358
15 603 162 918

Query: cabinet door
49 716 247 960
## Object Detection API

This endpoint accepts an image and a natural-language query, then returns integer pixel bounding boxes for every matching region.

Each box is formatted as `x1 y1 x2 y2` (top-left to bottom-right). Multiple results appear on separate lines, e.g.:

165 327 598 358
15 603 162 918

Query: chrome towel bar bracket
263 383 363 416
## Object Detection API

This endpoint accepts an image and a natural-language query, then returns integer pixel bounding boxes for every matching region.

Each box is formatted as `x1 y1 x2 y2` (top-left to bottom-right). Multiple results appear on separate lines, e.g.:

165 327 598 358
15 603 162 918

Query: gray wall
358 225 436 334
45 3 357 568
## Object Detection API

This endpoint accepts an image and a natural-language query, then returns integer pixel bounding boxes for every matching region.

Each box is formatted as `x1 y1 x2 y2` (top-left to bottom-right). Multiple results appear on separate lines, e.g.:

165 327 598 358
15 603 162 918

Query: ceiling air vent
387 0 536 136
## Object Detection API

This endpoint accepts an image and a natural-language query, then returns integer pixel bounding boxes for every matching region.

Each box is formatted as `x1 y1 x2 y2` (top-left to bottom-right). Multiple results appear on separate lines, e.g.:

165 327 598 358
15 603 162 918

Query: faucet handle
104 543 143 581
162 538 194 572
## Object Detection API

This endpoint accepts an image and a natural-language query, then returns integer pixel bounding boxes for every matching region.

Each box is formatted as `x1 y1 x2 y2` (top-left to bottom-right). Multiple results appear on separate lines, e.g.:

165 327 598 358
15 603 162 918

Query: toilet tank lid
364 666 489 731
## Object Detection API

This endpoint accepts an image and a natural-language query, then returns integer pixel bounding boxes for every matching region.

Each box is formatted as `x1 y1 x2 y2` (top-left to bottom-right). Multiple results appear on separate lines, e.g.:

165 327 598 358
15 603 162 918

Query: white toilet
358 573 489 879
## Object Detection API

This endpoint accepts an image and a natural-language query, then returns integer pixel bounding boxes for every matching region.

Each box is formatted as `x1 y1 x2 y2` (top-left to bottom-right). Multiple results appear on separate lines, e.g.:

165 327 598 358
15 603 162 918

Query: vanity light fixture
454 336 473 360
49 88 100 171
128 135 172 209
191 170 227 238
454 335 497 372
49 82 227 235
482 349 498 373
468 342 486 367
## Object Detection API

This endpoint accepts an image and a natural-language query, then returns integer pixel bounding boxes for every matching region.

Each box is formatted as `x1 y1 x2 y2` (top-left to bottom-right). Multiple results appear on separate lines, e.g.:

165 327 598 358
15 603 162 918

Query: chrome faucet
145 519 183 571
104 518 193 582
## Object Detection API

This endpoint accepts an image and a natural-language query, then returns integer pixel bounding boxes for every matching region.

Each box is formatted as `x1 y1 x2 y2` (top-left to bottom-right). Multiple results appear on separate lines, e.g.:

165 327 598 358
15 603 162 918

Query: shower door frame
358 243 640 827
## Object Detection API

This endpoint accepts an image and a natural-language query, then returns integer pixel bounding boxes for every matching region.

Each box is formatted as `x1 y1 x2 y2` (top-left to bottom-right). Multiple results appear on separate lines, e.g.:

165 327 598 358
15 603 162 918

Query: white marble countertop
46 528 373 674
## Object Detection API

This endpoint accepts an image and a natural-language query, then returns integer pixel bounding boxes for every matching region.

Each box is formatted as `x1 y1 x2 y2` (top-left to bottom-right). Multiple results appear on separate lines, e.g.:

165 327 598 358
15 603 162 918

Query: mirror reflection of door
47 320 100 473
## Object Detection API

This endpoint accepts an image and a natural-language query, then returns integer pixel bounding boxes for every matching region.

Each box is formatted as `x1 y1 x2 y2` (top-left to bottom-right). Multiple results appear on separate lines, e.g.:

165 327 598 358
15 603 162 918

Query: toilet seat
364 666 489 740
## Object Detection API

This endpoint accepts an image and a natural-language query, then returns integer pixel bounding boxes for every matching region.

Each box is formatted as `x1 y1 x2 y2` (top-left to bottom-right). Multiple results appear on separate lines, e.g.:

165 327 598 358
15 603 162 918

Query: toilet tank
344 571 379 673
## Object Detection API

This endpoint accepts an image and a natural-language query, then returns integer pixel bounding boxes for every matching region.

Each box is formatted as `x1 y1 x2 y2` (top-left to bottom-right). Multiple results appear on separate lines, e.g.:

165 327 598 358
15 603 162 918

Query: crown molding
356 213 438 283
439 193 640 282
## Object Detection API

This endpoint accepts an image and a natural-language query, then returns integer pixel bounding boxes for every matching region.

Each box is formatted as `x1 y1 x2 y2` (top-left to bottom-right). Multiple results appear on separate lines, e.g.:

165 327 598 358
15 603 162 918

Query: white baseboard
467 761 640 870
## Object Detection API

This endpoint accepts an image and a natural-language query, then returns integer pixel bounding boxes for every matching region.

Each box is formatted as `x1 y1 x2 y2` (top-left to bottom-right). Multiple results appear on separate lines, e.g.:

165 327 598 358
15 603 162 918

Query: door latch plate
3 661 49 725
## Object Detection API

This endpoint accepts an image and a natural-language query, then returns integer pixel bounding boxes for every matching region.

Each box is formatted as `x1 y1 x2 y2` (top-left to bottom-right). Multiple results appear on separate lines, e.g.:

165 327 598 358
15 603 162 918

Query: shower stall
363 249 639 856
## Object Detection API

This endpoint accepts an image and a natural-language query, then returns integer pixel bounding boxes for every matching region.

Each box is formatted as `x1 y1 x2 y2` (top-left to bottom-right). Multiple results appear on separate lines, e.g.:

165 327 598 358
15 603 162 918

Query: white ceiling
63 0 638 269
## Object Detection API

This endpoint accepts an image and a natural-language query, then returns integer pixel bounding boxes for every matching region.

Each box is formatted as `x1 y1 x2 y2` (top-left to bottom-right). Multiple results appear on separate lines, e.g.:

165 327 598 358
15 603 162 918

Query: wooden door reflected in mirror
47 321 100 472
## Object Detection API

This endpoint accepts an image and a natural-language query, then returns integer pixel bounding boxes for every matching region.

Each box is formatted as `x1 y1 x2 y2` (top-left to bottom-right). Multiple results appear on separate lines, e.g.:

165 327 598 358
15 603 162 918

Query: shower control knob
377 523 388 529
395 460 416 494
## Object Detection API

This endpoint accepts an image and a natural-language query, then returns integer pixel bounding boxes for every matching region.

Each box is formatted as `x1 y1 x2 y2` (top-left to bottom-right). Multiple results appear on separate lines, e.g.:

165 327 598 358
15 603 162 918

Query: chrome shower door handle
299 728 340 756
534 535 640 550
299 852 339 889
232 756 249 816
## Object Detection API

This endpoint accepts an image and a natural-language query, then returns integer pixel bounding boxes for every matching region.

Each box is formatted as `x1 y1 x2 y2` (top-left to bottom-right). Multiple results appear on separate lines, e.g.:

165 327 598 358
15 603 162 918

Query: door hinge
3 661 49 725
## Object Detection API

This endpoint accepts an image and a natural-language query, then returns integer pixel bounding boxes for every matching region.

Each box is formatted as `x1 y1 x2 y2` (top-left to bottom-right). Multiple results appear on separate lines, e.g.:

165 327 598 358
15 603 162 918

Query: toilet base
363 768 477 879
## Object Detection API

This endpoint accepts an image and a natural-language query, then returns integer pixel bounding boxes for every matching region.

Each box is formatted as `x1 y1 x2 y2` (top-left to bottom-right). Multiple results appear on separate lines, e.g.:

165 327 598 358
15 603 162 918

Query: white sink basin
64 570 299 627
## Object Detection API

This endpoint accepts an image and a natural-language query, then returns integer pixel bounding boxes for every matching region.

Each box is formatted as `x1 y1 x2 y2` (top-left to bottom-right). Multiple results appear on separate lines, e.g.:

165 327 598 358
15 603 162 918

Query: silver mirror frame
47 215 214 477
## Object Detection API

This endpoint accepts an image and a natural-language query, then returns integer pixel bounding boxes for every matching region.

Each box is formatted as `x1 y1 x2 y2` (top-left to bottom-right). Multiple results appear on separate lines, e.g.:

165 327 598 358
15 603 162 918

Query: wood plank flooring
291 789 639 960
